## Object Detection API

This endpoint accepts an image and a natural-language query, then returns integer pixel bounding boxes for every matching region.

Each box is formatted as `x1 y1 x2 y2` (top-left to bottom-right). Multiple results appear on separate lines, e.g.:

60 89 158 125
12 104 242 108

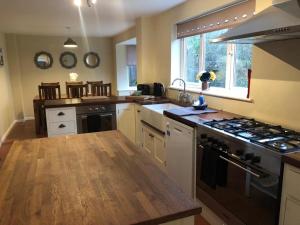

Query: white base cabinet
46 107 77 137
141 124 166 171
135 104 143 148
116 103 136 143
280 164 300 225
165 118 195 198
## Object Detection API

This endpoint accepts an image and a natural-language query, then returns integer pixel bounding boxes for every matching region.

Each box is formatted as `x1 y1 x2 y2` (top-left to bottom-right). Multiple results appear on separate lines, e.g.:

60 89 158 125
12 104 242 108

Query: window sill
169 86 254 103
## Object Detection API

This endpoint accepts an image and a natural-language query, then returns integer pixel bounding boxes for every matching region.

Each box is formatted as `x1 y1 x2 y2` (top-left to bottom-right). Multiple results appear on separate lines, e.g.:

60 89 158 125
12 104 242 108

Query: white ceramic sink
141 103 183 132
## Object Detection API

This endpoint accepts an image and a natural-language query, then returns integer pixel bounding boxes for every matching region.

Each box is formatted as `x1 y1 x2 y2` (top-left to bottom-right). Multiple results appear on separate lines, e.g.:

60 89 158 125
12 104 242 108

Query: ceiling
0 0 186 37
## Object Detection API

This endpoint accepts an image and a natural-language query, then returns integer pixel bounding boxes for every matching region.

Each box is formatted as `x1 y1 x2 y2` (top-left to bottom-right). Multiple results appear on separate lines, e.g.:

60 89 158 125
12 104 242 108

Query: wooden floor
0 120 39 168
0 120 210 225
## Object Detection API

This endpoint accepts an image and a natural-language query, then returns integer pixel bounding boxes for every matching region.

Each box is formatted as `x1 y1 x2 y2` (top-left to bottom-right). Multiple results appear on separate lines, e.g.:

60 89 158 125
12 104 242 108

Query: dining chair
66 82 88 98
87 81 103 95
38 83 61 100
101 83 112 97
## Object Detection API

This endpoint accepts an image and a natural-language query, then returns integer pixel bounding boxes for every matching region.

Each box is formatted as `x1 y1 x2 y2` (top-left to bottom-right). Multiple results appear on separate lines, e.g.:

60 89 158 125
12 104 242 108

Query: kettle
153 83 166 97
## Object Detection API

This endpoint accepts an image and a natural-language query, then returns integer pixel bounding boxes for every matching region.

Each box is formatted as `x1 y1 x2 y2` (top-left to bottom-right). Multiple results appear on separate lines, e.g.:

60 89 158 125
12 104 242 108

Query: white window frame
179 30 251 98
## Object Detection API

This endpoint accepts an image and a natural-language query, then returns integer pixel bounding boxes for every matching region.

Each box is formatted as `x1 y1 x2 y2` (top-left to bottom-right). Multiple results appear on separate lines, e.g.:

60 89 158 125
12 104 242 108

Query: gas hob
204 118 300 153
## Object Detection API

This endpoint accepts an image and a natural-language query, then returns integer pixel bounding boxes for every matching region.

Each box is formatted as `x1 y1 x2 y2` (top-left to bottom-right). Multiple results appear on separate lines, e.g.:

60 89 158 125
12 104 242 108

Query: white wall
134 0 300 131
6 34 114 118
0 33 15 144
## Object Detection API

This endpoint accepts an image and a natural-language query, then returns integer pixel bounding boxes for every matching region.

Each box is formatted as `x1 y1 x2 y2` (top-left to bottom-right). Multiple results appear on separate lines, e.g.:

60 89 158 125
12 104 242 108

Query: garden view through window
181 29 253 94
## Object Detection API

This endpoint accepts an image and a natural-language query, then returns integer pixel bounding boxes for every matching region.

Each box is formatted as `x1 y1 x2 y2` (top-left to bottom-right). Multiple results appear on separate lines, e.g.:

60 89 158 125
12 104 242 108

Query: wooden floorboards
0 120 210 225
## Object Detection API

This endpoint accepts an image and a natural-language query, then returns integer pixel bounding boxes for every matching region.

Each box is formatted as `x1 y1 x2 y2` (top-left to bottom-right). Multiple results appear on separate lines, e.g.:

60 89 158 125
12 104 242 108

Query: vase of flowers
196 71 216 90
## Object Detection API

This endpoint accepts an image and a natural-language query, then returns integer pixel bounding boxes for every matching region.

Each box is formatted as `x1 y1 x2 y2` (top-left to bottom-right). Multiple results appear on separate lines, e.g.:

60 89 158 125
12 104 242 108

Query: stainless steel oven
196 125 282 225
76 104 116 134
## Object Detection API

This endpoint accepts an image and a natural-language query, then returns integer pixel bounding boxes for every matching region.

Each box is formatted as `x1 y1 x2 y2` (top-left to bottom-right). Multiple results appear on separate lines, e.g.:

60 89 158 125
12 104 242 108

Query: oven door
196 144 280 225
77 112 116 133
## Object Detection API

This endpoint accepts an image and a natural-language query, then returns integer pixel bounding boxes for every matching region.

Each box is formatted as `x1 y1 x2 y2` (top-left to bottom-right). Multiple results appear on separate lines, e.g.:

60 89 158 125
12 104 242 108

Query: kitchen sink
141 103 183 132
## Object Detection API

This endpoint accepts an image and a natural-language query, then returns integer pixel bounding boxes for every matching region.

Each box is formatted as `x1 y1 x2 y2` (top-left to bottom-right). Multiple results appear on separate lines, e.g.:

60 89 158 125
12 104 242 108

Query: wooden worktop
38 96 171 108
283 152 300 169
163 109 238 128
0 131 201 225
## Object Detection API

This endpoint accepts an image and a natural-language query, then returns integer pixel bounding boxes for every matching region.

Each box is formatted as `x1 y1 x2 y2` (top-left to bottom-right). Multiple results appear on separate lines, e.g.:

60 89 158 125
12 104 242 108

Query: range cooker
196 118 300 225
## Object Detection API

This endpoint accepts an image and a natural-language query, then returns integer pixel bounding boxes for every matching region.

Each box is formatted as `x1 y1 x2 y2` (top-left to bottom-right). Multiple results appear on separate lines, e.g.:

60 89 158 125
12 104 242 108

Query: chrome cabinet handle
219 155 261 178
58 124 66 129
57 112 65 116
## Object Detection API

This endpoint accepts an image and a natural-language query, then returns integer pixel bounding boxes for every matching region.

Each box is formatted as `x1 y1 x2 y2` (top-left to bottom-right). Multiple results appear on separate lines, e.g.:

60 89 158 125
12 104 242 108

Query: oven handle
219 155 261 178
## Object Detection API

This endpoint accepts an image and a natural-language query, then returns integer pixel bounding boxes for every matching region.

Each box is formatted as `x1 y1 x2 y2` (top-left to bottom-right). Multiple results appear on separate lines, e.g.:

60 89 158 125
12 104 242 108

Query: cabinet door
142 126 154 156
282 197 300 225
154 134 166 169
116 104 135 143
135 104 143 147
166 118 195 198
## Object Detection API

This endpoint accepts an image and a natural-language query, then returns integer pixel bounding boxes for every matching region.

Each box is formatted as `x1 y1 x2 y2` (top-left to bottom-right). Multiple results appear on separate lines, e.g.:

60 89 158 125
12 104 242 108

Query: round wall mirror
84 52 100 68
34 51 53 69
60 52 77 69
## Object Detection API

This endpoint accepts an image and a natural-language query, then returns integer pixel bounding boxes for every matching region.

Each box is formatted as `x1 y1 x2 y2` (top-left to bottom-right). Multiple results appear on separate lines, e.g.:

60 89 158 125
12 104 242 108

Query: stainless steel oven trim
198 143 263 178
219 155 261 178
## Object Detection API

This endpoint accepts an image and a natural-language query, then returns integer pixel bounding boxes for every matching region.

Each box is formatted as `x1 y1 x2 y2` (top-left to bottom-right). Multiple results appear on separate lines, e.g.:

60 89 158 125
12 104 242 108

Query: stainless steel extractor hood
212 0 300 44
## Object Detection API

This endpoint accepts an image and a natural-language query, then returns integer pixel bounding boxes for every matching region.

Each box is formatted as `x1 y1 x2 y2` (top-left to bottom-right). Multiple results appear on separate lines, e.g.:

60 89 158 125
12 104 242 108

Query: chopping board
165 107 217 116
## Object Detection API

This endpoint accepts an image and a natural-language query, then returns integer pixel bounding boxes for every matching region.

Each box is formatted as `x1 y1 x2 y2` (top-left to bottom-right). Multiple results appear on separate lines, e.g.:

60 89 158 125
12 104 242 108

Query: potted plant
196 71 216 90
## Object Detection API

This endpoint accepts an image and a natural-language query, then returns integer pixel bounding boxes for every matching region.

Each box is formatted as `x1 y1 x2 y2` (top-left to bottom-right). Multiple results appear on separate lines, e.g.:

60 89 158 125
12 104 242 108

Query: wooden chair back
87 81 103 95
89 83 112 96
66 82 88 98
38 84 61 100
101 83 112 97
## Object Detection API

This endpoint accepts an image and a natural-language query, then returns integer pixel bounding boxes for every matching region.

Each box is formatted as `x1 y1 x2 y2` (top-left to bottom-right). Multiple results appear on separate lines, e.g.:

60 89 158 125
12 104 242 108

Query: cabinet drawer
48 121 77 137
46 107 76 122
285 165 300 201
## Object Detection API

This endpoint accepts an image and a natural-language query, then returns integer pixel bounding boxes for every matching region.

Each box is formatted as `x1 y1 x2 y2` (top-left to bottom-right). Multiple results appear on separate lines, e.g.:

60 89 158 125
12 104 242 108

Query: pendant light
64 27 78 48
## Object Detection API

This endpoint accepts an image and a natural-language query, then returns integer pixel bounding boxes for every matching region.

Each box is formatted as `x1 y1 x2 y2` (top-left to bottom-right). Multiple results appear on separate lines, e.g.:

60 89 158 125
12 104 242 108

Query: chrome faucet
171 78 192 104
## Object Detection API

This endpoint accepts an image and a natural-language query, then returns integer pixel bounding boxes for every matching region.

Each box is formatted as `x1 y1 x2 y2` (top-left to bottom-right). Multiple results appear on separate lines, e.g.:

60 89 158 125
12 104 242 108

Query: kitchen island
33 96 170 136
0 131 201 225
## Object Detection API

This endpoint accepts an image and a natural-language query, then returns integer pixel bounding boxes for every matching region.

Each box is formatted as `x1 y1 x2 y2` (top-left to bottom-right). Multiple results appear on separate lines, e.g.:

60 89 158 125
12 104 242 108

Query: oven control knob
245 153 254 161
236 149 244 156
251 156 261 164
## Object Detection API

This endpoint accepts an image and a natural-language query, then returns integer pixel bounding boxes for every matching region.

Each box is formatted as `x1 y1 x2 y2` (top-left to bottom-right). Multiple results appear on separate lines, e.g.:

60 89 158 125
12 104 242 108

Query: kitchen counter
163 108 238 127
283 152 300 169
0 131 201 225
33 96 170 135
43 96 171 108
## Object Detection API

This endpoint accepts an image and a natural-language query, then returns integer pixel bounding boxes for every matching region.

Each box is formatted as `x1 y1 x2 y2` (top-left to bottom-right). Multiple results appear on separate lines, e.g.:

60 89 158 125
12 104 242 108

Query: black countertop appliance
137 83 165 97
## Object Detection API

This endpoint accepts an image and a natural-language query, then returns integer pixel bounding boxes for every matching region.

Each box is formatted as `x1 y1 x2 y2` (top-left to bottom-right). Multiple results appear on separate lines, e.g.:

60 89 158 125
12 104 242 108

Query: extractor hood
212 0 300 44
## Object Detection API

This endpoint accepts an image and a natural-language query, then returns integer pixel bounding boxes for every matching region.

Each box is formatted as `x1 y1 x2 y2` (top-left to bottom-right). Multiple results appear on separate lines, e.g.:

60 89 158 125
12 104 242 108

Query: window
180 29 253 97
128 65 137 87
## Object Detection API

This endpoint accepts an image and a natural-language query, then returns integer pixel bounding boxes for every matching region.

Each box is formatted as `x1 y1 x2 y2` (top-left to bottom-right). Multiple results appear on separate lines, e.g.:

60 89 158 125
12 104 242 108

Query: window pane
204 29 228 88
233 44 252 88
128 65 137 87
184 35 200 83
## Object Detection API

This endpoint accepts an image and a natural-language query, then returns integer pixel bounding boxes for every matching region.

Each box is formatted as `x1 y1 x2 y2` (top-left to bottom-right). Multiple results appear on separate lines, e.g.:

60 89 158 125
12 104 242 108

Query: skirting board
0 117 35 147
0 120 17 147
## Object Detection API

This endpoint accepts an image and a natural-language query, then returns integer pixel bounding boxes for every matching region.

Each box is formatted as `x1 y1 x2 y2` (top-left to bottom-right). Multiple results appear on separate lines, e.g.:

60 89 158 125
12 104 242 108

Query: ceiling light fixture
64 27 78 48
74 0 81 7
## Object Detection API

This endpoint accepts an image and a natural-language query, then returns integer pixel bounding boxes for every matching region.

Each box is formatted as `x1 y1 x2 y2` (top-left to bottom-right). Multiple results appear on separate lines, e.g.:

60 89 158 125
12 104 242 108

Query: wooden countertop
283 152 300 169
0 131 201 225
164 109 238 128
41 96 171 108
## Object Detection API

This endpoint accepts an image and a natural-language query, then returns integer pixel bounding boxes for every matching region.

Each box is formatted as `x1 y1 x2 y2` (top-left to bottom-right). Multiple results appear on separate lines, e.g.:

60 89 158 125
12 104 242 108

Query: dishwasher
76 104 117 134
165 117 196 198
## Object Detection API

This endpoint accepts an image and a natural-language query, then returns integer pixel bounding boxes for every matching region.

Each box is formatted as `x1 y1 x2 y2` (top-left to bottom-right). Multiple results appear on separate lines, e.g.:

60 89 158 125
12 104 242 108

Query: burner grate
204 118 300 153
